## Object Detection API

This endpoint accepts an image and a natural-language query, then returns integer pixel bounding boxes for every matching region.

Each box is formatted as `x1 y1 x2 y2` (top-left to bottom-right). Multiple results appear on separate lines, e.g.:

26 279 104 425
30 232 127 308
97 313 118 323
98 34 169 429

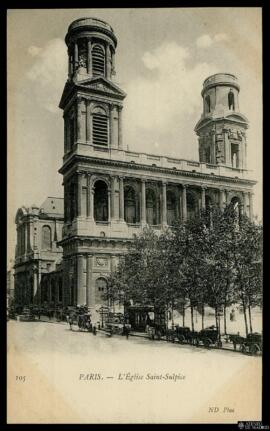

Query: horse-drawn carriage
195 327 222 348
228 332 262 355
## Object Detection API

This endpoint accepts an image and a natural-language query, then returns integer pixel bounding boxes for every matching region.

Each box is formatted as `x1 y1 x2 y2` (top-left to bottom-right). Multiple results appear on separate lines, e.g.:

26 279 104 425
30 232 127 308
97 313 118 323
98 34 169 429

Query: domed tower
195 73 249 169
59 17 126 152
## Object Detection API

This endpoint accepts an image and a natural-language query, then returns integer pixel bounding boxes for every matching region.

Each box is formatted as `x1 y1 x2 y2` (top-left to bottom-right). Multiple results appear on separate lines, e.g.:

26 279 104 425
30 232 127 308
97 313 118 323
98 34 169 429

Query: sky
7 8 262 265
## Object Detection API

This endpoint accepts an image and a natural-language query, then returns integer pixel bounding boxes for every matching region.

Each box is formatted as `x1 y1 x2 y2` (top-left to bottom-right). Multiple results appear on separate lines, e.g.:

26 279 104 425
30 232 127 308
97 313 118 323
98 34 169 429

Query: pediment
225 112 249 124
59 76 126 109
77 76 126 98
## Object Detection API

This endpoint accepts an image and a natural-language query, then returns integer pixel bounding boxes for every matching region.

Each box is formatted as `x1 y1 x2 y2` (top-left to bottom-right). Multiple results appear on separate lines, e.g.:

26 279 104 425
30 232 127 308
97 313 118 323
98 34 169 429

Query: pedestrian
92 325 97 335
125 325 130 340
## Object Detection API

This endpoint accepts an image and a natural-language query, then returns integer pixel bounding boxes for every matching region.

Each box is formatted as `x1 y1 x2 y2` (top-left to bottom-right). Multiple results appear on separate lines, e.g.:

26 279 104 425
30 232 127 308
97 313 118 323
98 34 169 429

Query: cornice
59 154 256 187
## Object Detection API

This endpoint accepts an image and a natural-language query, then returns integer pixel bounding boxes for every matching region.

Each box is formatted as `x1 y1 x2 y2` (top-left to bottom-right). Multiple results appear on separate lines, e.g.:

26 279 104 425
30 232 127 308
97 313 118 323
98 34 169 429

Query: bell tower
195 73 249 169
59 17 126 153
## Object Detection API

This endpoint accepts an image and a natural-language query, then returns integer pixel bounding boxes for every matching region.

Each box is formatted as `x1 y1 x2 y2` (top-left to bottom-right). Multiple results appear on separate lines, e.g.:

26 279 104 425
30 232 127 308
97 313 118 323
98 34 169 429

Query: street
7 320 262 424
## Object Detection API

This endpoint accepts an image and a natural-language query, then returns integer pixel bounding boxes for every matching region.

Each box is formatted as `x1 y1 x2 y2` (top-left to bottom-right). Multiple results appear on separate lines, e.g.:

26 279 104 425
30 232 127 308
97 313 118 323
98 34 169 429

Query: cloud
196 33 229 49
124 41 217 157
26 38 66 113
28 45 42 56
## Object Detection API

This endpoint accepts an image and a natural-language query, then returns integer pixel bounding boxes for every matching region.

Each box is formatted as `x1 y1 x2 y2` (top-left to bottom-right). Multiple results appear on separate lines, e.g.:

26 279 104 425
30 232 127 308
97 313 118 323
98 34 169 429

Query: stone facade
14 197 64 305
56 18 256 322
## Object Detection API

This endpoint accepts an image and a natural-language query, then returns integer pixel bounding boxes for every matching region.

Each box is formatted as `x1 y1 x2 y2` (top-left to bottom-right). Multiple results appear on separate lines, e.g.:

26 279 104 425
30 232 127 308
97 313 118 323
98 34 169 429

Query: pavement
7 319 262 424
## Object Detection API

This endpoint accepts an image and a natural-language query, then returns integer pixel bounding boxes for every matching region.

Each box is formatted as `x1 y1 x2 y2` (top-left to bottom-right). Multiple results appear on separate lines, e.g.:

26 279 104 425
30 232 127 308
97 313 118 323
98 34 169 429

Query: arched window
94 180 108 222
95 277 108 305
92 44 105 77
228 89 235 110
92 106 108 146
42 226 51 249
205 95 211 113
146 189 158 225
167 191 177 225
187 192 198 220
124 186 137 223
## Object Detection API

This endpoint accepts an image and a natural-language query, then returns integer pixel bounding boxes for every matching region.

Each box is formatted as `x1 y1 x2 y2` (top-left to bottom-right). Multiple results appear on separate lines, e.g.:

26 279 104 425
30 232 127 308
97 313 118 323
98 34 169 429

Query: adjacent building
14 197 64 306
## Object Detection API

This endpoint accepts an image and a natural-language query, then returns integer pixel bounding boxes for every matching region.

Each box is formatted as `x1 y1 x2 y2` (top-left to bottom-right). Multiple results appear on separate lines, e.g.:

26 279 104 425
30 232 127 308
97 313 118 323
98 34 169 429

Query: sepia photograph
7 7 263 424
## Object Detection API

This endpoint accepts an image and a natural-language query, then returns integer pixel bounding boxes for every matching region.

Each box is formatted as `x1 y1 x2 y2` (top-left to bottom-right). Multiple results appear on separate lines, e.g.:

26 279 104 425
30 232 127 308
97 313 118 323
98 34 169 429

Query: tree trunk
242 300 249 337
191 304 194 332
223 304 227 335
201 304 205 330
215 306 219 334
182 306 185 327
248 302 253 334
171 298 174 328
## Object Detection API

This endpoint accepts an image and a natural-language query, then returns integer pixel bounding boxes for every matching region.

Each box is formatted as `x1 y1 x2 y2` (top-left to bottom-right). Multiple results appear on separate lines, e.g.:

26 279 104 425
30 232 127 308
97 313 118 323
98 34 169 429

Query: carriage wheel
203 338 211 348
241 344 247 354
178 335 185 344
250 344 259 355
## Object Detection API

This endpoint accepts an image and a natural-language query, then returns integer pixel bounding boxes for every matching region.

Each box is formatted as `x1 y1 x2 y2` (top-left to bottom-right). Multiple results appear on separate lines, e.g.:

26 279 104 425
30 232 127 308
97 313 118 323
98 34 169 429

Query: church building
56 17 256 321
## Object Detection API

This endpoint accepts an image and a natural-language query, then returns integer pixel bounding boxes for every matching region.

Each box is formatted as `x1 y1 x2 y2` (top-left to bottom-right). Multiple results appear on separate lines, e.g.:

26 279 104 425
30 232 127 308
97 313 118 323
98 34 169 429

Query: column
110 105 114 148
87 174 91 217
87 38 92 75
74 42 78 71
211 132 216 164
33 269 38 304
89 183 94 220
77 172 82 217
112 51 116 75
77 254 86 305
86 100 91 143
87 254 94 307
141 180 146 224
106 44 111 78
24 223 28 255
110 177 115 220
182 184 187 222
162 182 167 225
108 189 111 222
219 189 226 211
201 186 206 210
77 97 83 142
242 192 248 216
118 107 123 150
249 192 254 221
119 177 124 221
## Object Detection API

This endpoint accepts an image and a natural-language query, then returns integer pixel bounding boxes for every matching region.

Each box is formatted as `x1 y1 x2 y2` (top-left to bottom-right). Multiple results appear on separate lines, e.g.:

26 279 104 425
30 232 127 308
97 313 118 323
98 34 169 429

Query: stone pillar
74 42 78 71
182 185 187 222
211 132 216 164
86 100 91 143
87 254 94 307
106 44 111 79
108 190 111 222
77 172 82 217
110 177 115 220
119 177 124 221
201 186 206 210
64 117 67 153
110 105 114 148
87 174 91 217
162 182 167 225
77 254 86 305
24 223 28 255
118 107 123 150
242 192 249 216
249 192 254 221
89 184 94 220
33 269 38 304
77 97 83 142
141 180 146 224
112 51 116 75
87 39 92 75
219 189 226 211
